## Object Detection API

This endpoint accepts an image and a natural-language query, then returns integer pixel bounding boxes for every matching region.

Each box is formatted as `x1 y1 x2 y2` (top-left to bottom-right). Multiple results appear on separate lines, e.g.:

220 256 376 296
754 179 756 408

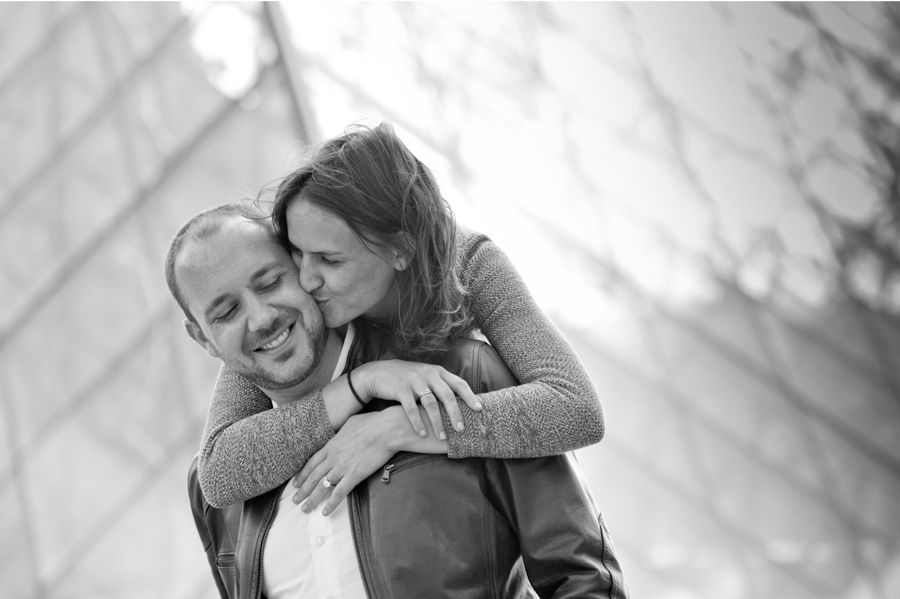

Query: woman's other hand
292 405 446 515
354 360 481 440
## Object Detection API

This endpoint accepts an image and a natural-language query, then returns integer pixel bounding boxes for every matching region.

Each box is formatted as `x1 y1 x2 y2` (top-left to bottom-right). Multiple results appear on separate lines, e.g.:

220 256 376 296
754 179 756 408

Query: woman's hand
292 406 446 515
354 359 481 440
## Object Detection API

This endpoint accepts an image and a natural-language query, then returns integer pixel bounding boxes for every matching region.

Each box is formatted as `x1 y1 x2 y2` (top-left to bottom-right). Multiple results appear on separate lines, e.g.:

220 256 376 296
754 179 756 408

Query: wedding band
416 388 434 399
322 477 335 488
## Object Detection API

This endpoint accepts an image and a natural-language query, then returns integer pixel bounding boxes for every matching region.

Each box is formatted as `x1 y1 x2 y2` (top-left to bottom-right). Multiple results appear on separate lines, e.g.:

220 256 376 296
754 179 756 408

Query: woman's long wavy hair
270 123 474 363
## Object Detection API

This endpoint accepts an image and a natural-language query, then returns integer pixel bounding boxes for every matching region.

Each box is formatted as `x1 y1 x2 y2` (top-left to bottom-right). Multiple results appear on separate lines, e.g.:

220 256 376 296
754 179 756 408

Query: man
168 203 627 599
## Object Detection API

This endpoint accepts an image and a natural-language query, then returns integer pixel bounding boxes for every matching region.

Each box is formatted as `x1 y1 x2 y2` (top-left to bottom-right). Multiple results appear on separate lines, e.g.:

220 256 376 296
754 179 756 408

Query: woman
198 123 604 510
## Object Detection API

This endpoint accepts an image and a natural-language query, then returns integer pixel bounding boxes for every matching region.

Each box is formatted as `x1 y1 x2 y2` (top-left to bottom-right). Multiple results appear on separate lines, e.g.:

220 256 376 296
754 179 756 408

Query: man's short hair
164 202 274 324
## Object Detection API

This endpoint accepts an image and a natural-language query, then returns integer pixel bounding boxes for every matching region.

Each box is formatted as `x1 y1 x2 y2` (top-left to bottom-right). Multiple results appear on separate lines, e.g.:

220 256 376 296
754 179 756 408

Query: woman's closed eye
319 255 340 266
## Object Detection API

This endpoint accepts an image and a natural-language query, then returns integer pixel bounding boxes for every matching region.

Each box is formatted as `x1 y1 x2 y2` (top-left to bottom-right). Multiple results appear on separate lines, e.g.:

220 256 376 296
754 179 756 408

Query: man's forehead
177 218 289 307
183 217 279 262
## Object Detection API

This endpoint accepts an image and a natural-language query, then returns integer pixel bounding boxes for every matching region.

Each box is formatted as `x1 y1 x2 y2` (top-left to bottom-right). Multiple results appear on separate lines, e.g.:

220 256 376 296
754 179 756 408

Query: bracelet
347 369 366 407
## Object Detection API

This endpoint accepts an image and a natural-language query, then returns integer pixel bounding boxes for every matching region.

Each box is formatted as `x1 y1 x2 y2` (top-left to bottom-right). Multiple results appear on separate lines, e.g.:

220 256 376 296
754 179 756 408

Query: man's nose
298 257 323 295
246 295 279 332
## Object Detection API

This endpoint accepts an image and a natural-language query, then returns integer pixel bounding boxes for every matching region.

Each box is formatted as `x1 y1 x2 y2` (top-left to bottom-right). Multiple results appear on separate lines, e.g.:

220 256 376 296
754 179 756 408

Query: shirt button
316 536 325 545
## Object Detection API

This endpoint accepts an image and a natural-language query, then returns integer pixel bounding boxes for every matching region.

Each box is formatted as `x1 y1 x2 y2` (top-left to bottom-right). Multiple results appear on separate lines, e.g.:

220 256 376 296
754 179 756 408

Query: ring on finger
416 388 434 399
322 477 336 489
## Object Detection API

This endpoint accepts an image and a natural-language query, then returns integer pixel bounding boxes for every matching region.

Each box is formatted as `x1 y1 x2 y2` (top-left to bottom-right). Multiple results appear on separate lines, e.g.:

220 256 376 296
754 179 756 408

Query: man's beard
239 309 327 391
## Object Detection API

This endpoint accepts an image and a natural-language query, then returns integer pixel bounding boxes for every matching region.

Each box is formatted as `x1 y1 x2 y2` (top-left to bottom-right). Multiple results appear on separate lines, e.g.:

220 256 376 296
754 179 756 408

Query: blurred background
2 2 899 598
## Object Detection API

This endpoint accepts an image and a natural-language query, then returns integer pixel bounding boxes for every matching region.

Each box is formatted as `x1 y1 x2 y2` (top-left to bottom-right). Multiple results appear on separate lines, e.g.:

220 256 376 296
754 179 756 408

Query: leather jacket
189 338 627 599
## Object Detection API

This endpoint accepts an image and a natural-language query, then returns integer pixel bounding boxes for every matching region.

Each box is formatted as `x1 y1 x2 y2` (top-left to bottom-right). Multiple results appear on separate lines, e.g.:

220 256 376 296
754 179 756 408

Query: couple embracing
166 123 628 598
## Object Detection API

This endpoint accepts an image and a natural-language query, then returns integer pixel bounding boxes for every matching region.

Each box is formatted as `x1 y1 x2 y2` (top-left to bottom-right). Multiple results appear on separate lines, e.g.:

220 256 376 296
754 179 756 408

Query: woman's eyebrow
291 242 341 256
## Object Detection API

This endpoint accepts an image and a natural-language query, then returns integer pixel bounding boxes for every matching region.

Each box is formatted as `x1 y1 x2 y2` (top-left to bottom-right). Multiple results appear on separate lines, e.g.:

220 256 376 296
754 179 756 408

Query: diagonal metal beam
0 7 196 227
0 305 171 489
34 425 204 597
0 62 281 350
0 3 87 97
261 2 320 145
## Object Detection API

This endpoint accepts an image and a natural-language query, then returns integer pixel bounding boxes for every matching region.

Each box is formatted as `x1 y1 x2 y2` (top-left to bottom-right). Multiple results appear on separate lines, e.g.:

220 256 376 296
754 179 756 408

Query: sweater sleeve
440 227 605 459
197 364 335 507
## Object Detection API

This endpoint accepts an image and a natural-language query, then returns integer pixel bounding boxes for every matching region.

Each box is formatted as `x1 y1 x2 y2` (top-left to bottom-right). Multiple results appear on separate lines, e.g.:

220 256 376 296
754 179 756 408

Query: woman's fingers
293 459 330 506
320 476 357 516
442 371 482 412
300 476 335 512
294 449 326 487
428 381 463 434
400 397 428 437
418 391 446 440
360 360 484 437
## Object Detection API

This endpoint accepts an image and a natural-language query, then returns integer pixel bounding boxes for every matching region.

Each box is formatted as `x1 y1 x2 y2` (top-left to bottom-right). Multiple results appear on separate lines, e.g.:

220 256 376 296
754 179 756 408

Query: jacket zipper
255 482 285 599
381 453 444 483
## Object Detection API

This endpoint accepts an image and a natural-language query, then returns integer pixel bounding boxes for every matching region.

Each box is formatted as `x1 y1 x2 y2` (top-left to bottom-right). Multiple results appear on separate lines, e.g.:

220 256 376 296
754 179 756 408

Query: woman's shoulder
455 224 496 270
455 223 486 245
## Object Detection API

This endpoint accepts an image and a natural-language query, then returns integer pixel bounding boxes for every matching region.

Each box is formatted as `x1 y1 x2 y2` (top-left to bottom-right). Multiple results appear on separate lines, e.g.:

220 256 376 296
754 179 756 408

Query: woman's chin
323 308 349 329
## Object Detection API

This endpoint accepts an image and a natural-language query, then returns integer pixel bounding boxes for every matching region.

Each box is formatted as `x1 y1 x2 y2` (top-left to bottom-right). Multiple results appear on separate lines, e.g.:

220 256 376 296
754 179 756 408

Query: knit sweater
198 226 605 508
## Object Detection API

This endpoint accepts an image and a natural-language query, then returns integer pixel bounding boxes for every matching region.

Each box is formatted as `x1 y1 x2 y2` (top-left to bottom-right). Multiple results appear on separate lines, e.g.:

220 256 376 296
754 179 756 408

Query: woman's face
285 196 405 328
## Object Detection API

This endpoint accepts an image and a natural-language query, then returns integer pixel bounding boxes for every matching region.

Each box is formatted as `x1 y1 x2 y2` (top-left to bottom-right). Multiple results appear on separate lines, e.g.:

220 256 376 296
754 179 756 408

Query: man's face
177 218 326 390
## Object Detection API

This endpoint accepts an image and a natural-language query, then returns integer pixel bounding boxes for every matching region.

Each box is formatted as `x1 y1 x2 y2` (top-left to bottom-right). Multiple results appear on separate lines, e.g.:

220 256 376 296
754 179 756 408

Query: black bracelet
347 368 366 407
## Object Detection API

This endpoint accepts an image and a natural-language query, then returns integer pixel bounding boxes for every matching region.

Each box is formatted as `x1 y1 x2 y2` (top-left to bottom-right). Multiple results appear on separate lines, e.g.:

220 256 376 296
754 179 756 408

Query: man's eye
320 256 339 266
217 306 237 322
260 277 282 292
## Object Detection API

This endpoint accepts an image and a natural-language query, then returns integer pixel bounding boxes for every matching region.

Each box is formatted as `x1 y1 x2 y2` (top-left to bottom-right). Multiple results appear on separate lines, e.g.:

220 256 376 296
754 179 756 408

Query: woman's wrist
321 375 365 431
353 361 380 400
346 368 368 407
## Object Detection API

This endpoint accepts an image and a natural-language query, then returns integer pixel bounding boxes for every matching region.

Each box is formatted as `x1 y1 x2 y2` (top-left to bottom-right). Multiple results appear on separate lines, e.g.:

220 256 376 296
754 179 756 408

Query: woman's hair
270 123 474 363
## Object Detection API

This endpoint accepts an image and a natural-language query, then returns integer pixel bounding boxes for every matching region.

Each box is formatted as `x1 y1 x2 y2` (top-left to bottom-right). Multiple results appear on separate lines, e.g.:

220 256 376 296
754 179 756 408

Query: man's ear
390 232 414 271
184 318 221 359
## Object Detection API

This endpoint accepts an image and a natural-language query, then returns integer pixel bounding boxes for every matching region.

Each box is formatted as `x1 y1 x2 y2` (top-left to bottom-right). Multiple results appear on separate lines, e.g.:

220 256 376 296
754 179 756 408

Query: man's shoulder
187 455 206 515
442 338 518 394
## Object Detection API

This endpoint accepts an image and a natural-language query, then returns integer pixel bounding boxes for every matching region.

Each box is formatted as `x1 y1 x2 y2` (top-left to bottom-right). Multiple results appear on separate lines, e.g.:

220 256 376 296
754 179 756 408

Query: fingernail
456 422 464 432
439 431 446 440
301 503 309 512
322 508 330 516
474 402 482 410
419 429 427 437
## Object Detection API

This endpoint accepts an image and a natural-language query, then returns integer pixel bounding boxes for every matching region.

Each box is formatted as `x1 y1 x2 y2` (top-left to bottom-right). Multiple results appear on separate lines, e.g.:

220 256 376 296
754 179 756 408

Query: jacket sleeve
441 227 605 459
197 365 335 507
188 457 231 599
464 338 627 598
485 455 628 599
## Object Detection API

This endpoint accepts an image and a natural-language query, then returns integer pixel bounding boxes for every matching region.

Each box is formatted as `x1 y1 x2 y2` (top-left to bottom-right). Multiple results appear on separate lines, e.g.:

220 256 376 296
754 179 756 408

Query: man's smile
254 322 295 353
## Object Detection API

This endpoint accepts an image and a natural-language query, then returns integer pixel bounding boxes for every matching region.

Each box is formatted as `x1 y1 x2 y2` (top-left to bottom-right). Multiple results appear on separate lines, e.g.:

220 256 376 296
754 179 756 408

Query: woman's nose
298 259 322 294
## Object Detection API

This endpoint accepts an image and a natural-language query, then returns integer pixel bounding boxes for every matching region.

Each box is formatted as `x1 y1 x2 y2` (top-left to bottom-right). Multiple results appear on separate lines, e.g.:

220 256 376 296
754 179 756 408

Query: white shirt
264 323 368 599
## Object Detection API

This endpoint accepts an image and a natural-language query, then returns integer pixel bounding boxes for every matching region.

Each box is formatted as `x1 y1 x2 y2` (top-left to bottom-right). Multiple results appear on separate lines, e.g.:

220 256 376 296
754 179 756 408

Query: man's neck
263 329 343 406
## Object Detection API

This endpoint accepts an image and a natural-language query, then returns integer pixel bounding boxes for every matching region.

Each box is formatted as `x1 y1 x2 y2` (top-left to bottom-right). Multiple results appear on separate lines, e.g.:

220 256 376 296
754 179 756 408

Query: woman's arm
198 358 473 507
197 366 339 507
440 227 605 458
